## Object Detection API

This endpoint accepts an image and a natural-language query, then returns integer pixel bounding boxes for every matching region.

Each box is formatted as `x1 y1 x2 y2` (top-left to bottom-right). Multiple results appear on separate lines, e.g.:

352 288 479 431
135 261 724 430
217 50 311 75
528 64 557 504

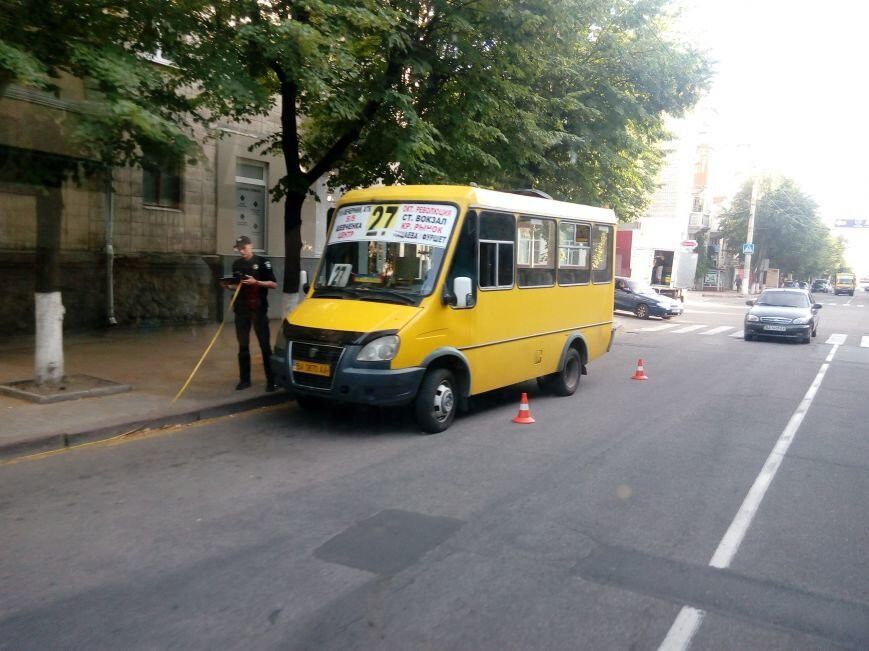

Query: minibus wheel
414 368 457 434
545 348 581 397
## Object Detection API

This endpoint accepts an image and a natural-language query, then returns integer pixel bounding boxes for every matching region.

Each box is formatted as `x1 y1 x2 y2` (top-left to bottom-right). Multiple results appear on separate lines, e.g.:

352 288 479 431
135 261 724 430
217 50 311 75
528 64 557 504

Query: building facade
0 73 332 335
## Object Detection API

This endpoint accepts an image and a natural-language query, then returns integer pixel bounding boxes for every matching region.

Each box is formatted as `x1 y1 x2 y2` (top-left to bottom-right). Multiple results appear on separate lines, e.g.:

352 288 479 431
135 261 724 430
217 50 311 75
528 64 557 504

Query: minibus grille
290 341 344 390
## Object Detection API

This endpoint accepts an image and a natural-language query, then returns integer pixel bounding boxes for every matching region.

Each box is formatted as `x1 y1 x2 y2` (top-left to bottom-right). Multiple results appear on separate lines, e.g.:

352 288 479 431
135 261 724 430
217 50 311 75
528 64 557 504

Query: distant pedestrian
735 277 742 292
222 236 278 391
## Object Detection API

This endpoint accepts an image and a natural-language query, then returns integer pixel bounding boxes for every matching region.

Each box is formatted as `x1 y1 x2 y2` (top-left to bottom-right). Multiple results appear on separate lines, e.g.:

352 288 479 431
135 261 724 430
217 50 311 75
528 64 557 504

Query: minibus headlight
357 335 400 362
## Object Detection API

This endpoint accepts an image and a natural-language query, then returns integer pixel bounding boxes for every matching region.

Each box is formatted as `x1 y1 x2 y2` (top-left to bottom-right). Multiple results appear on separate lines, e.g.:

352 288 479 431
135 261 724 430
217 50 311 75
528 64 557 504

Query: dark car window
755 291 810 308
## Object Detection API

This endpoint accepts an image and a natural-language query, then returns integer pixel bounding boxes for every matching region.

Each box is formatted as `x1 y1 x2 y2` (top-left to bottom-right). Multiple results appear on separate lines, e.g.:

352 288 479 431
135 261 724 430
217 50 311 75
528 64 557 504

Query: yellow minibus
834 272 855 296
271 185 617 432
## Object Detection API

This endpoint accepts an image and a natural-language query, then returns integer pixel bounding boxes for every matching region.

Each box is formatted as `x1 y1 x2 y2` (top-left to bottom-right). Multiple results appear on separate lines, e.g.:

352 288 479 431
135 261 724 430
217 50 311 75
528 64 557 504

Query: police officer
223 236 278 391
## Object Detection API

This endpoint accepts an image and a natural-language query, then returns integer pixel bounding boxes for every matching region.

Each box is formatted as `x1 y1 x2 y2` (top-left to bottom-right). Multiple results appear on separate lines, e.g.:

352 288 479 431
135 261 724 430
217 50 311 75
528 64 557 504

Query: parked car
744 288 821 343
614 277 684 319
811 279 831 293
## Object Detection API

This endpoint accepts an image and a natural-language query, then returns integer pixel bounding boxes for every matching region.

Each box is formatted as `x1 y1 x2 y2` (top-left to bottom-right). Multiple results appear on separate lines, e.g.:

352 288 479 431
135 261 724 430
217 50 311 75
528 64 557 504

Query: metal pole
742 177 759 296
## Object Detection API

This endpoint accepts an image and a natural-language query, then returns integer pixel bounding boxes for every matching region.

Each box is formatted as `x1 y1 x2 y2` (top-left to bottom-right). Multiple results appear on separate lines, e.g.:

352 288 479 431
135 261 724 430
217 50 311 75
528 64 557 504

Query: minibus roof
337 185 618 225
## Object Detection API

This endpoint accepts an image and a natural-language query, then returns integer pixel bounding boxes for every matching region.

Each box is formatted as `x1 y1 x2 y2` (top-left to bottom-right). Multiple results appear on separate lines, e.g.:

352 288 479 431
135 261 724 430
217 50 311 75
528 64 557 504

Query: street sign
833 219 869 228
742 243 755 255
680 240 698 250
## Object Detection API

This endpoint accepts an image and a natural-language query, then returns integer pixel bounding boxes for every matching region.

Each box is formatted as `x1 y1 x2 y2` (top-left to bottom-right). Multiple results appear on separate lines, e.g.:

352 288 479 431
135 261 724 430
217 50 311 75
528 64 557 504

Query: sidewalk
0 320 291 460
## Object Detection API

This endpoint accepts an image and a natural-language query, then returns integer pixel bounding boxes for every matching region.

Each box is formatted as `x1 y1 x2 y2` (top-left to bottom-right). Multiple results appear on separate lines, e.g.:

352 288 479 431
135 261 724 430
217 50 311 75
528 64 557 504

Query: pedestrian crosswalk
699 326 734 336
671 324 707 334
624 321 869 347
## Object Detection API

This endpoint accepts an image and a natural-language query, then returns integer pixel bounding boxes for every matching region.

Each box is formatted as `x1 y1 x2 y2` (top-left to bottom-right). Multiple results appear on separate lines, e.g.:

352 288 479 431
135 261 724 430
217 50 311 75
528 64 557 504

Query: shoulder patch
264 260 272 269
252 263 259 271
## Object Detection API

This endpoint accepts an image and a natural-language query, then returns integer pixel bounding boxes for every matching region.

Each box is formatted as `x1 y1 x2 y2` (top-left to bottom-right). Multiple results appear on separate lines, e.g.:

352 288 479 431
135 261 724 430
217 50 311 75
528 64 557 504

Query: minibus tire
414 368 457 434
547 348 581 397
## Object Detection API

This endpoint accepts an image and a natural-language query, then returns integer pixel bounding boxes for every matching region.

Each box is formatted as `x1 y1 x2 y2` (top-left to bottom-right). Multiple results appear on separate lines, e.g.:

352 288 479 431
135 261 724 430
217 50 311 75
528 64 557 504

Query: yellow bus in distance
271 185 617 432
834 272 855 296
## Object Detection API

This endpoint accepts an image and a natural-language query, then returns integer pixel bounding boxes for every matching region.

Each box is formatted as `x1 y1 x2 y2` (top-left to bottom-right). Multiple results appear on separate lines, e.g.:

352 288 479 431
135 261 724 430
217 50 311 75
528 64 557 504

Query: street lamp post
742 177 760 296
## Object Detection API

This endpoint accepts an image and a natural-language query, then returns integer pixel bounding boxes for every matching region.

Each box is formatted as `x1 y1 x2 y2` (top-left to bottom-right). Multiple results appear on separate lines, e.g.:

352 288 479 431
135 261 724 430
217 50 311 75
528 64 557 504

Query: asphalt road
2 291 868 650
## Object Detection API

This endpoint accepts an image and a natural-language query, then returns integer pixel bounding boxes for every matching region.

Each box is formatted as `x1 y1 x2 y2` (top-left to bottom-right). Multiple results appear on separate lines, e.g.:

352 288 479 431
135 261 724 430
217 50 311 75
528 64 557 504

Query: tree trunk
34 183 65 385
282 191 306 315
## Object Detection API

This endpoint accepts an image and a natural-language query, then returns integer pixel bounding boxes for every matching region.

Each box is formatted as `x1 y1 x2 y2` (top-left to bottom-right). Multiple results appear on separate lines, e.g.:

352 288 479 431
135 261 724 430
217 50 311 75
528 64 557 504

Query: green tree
1 0 203 383
719 178 837 281
156 0 709 299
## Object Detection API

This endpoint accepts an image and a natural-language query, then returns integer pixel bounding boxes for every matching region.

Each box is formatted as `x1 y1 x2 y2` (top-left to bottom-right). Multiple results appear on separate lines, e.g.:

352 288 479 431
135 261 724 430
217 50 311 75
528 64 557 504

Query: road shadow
254 380 547 440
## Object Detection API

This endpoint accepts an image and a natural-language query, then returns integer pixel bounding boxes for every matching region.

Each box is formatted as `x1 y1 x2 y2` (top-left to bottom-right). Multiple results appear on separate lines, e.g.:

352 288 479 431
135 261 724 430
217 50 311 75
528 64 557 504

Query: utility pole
742 176 760 296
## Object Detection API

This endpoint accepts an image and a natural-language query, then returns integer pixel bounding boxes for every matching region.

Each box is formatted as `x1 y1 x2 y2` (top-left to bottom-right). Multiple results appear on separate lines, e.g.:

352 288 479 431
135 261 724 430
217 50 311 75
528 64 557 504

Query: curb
0 391 292 462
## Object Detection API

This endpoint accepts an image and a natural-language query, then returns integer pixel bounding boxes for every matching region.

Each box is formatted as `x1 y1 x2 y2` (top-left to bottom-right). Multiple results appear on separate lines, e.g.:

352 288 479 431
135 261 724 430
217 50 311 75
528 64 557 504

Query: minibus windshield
314 202 458 304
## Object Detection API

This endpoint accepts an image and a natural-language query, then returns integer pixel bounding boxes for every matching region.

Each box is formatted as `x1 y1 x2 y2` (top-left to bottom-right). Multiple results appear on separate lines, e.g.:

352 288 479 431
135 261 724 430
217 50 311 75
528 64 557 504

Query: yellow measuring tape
172 282 242 403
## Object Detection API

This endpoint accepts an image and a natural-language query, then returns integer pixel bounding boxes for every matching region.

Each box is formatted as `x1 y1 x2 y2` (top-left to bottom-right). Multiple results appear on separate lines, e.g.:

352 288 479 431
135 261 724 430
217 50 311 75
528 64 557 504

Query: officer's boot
236 351 251 390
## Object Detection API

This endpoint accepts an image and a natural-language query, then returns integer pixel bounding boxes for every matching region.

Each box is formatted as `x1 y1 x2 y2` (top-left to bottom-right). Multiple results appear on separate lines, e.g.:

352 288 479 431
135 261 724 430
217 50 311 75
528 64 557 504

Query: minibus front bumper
271 344 426 407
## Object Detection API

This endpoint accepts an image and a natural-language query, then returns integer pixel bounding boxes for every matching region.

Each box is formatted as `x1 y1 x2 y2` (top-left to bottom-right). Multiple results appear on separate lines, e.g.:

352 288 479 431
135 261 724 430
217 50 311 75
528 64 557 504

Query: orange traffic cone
631 359 649 381
512 392 536 424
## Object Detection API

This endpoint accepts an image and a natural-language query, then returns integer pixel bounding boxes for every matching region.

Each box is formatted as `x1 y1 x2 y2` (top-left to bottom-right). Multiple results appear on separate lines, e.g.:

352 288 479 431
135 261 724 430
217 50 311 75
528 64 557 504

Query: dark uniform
232 251 277 390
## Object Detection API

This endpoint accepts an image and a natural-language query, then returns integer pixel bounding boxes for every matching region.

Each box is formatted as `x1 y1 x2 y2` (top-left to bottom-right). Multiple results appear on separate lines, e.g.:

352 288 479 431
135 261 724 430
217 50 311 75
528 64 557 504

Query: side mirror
813 303 822 309
453 277 474 309
745 300 754 306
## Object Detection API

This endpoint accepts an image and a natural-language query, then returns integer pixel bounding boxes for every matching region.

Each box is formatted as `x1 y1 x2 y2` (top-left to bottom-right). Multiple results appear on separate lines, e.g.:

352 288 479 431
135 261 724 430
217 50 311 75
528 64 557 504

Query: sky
677 0 869 220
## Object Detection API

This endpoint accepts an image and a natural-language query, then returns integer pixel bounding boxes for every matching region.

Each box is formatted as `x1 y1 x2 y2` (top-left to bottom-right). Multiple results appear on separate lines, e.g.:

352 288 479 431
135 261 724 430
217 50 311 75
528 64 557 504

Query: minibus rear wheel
540 348 581 397
414 368 457 434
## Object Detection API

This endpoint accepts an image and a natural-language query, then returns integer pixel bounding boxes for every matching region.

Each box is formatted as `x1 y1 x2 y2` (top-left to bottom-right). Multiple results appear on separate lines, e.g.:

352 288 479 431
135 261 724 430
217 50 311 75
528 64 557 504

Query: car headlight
746 314 759 322
357 335 399 361
792 316 810 324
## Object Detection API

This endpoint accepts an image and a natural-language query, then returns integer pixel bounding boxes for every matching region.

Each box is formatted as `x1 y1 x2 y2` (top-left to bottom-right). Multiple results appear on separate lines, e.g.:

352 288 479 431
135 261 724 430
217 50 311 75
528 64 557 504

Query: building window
478 211 514 289
592 224 613 283
517 216 555 287
143 164 181 209
558 221 591 285
235 159 268 251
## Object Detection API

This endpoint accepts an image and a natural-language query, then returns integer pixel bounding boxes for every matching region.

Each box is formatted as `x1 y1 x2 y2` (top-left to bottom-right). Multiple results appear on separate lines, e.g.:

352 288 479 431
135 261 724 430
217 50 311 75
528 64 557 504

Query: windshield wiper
313 286 359 299
355 287 419 305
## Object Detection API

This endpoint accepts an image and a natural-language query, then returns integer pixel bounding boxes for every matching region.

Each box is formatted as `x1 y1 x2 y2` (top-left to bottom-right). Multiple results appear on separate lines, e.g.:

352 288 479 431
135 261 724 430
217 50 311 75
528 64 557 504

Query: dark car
811 279 830 293
614 277 683 319
744 289 822 343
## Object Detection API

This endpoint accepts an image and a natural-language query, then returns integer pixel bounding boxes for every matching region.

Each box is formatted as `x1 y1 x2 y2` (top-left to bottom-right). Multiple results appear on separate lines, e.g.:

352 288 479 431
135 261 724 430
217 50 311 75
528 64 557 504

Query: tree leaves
719 178 843 279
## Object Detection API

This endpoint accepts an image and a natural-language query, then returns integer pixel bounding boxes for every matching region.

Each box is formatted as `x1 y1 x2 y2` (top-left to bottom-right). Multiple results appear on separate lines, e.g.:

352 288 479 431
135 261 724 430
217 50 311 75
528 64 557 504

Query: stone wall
0 251 220 334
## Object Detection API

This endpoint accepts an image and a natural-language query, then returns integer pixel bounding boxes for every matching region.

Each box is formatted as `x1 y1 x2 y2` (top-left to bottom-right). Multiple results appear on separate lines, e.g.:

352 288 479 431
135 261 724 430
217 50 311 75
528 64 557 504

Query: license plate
763 325 787 331
292 360 331 377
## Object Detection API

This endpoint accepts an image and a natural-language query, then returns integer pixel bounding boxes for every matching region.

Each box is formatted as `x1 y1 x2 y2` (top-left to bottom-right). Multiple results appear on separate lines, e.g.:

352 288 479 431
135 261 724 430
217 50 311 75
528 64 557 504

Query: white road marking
671 325 707 334
698 326 734 336
729 330 744 338
658 608 705 651
861 336 869 348
640 323 680 332
658 345 840 651
683 310 747 316
858 305 865 308
824 333 847 345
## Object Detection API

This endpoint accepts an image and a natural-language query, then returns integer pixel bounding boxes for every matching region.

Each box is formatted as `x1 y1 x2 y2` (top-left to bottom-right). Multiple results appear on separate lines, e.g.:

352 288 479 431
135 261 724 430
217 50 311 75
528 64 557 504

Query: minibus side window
517 216 556 288
479 211 515 290
558 221 590 285
444 212 478 304
592 224 614 283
